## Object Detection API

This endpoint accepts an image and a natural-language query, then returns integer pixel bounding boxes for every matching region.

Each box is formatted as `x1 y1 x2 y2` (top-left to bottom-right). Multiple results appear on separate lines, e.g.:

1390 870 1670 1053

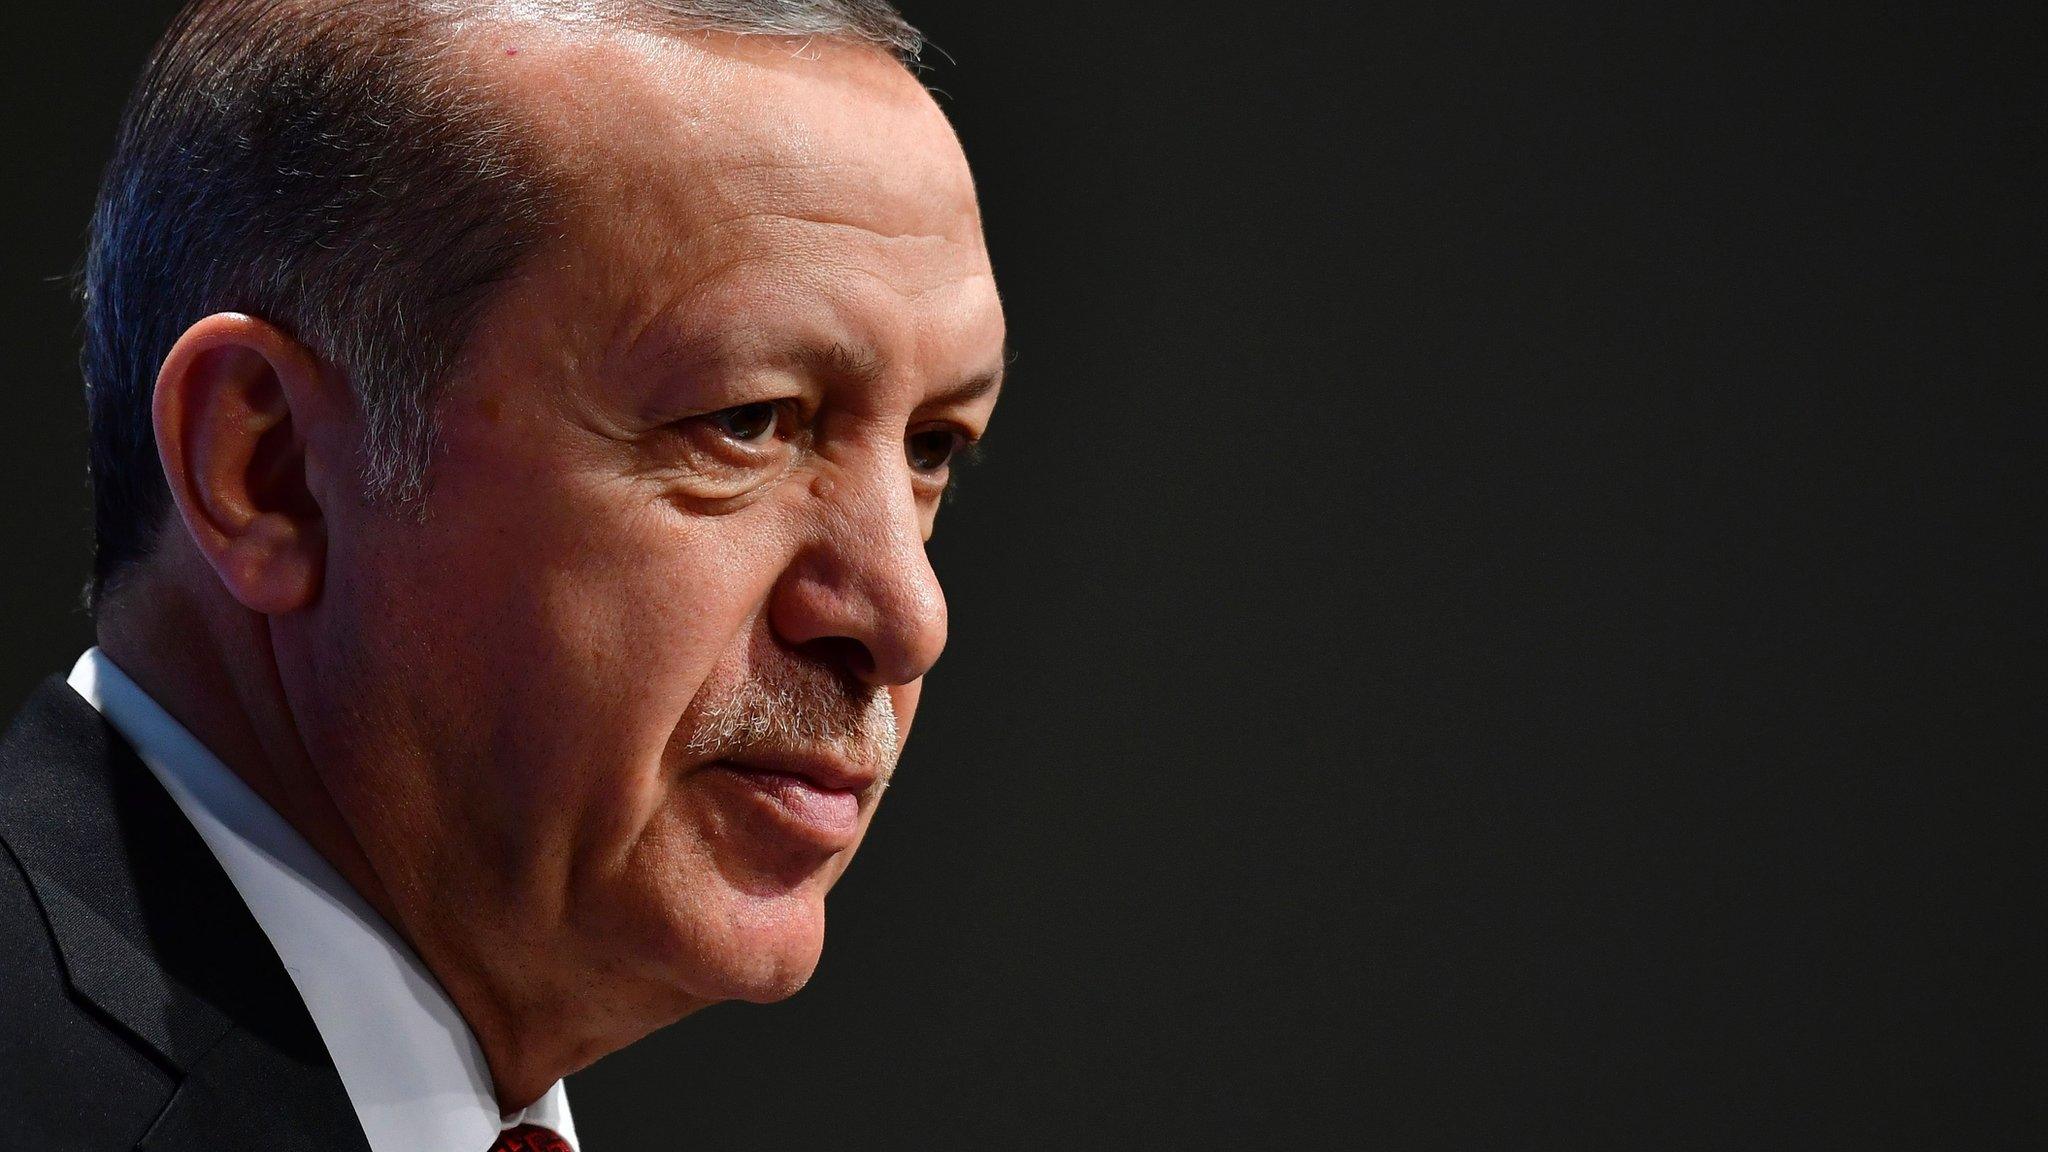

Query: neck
101 576 308 847
94 558 554 1108
98 567 378 915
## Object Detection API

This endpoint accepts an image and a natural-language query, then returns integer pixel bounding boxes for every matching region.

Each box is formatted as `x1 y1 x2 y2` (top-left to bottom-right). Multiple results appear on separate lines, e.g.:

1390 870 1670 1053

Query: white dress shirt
67 649 578 1152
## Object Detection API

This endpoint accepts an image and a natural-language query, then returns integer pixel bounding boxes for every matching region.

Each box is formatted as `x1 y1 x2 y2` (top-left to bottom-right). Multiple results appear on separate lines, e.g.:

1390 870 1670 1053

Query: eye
907 427 967 473
655 399 805 505
706 401 780 443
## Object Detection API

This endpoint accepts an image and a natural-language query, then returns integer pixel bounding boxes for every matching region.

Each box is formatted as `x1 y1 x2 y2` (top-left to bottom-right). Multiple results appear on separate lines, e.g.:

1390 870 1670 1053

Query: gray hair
81 0 922 600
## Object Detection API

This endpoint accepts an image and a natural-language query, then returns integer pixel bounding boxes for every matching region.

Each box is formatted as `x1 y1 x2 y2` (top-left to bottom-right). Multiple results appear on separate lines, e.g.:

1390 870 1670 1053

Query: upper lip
721 748 877 794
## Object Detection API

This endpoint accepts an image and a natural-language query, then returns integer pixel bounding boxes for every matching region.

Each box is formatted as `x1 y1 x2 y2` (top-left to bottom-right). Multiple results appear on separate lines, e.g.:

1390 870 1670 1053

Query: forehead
506 30 973 212
469 27 998 369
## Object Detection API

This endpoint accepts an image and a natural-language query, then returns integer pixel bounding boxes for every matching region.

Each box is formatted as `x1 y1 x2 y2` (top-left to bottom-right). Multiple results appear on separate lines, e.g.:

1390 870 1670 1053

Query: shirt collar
67 649 577 1152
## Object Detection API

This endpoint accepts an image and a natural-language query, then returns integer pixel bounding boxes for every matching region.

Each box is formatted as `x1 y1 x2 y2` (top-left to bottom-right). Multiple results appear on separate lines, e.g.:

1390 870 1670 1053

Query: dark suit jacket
0 677 372 1151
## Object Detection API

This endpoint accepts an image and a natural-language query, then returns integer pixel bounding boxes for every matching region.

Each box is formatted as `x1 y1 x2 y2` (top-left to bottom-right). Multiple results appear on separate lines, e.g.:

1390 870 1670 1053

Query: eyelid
654 386 803 422
908 428 982 490
908 423 973 453
911 416 982 443
644 399 811 509
689 397 811 442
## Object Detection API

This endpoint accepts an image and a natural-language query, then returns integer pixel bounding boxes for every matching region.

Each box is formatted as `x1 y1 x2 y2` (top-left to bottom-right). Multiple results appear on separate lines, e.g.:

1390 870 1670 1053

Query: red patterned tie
489 1124 573 1152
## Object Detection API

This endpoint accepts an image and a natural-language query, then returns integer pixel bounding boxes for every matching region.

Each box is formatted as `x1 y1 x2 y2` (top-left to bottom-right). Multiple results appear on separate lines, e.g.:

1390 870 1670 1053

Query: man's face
277 30 1004 1037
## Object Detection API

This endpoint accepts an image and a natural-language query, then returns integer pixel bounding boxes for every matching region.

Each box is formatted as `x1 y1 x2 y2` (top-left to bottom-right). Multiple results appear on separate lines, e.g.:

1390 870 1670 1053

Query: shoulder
0 795 177 1145
0 675 371 1151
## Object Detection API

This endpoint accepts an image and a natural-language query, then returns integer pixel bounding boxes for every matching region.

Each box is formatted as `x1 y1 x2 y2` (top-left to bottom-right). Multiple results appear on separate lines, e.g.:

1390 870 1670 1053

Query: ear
152 313 337 615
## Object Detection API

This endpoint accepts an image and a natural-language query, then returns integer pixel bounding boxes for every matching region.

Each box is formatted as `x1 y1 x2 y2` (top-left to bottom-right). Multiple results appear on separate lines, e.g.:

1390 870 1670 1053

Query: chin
664 881 834 1006
619 788 865 1008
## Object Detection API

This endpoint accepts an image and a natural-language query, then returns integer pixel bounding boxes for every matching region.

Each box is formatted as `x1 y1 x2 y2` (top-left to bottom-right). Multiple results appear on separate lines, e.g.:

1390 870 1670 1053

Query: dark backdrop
2 2 2038 1147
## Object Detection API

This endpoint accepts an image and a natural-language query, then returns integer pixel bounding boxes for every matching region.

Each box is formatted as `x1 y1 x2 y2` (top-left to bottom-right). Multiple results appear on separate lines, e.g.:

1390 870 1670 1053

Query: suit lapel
0 677 370 1151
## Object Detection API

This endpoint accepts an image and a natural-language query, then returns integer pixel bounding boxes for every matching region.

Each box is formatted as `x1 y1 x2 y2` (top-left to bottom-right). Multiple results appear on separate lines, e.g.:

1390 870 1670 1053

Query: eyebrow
797 339 1007 408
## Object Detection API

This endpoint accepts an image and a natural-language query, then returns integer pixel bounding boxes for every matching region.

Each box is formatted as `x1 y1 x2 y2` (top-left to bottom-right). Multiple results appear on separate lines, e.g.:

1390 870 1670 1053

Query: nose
767 470 948 687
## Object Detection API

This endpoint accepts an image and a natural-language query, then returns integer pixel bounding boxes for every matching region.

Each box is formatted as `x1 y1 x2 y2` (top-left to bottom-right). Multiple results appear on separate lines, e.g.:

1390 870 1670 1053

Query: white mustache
682 676 901 787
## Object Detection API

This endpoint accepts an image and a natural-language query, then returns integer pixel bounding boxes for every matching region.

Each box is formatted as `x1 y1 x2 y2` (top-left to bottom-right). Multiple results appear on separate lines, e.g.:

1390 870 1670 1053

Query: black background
2 2 2040 1147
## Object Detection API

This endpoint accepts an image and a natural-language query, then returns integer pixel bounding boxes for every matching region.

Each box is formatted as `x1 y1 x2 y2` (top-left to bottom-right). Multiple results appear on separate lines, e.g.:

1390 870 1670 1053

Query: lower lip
712 764 862 846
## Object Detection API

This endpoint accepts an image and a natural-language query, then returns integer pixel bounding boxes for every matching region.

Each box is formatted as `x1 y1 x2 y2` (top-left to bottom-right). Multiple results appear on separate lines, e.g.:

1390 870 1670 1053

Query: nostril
802 636 876 683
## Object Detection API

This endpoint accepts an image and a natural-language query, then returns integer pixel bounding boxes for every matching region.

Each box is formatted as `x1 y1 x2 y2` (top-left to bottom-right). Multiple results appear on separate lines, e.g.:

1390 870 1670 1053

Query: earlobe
152 313 333 615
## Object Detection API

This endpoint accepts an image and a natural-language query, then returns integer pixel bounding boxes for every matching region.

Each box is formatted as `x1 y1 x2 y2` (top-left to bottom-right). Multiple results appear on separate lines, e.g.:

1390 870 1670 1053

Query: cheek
419 418 772 693
345 431 799 842
480 496 787 807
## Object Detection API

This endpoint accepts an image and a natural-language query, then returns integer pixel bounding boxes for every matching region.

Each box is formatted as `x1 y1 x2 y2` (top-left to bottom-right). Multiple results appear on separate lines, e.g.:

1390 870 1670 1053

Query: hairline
402 21 935 457
85 0 926 606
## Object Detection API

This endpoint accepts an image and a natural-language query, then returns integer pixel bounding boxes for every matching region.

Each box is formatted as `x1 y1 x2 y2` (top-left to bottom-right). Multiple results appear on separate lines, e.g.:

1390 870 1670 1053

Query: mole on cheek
809 474 835 500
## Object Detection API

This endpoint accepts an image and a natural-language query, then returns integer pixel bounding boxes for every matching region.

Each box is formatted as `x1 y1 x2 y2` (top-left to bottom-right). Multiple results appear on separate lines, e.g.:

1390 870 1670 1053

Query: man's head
84 0 1003 1097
